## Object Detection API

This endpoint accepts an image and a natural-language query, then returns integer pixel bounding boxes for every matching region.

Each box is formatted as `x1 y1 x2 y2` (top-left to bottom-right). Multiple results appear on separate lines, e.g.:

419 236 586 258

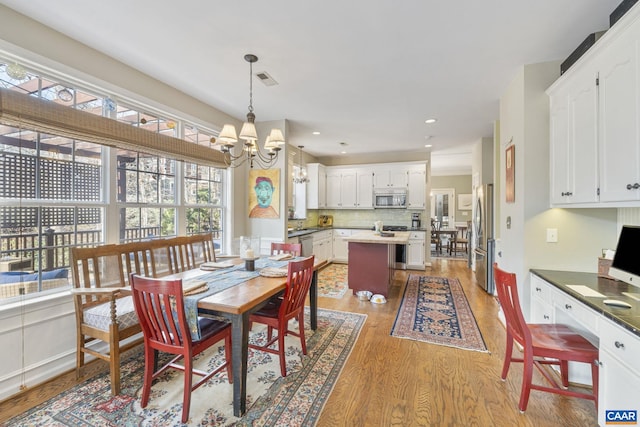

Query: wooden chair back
167 236 198 273
493 263 530 346
281 256 315 319
270 242 302 257
188 233 217 265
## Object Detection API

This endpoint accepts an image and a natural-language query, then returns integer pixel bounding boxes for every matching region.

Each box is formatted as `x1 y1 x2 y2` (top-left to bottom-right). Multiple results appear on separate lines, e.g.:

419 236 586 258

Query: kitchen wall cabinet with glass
547 5 640 207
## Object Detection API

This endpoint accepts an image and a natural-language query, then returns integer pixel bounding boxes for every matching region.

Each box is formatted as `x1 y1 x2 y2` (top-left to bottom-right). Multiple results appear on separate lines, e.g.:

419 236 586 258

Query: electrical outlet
546 228 558 243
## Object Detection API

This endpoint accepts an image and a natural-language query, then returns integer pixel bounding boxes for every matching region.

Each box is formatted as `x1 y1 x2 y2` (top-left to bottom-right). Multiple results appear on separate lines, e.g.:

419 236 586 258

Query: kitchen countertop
287 226 427 239
531 269 640 337
344 230 410 244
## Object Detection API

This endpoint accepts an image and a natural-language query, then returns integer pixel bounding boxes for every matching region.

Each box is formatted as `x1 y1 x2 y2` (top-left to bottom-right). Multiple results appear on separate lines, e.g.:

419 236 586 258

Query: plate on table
259 267 288 278
182 280 208 295
268 253 293 261
200 261 234 271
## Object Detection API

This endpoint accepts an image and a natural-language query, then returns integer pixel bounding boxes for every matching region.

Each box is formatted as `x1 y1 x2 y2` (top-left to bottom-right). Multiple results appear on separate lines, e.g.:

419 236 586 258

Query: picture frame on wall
249 169 280 218
458 193 472 210
505 145 515 203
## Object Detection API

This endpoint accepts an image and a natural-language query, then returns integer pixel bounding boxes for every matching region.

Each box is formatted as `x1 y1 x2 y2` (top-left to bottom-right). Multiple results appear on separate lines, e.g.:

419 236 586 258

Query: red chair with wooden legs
270 242 302 257
130 274 232 423
249 255 315 377
493 263 598 412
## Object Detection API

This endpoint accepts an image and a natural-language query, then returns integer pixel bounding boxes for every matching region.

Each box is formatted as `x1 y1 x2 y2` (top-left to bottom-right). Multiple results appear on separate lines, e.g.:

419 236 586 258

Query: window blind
0 88 228 168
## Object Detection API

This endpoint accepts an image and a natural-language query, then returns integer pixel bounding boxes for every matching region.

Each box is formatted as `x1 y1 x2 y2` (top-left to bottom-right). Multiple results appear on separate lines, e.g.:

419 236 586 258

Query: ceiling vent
255 71 278 86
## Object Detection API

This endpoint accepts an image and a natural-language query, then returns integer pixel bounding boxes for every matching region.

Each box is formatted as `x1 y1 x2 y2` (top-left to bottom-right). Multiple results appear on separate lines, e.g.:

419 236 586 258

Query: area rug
6 308 366 427
430 250 468 260
316 263 348 299
391 275 487 352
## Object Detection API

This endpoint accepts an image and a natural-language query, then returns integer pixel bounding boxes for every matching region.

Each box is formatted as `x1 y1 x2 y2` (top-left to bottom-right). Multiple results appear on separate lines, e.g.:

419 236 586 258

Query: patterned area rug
7 308 366 427
317 263 348 299
391 275 487 352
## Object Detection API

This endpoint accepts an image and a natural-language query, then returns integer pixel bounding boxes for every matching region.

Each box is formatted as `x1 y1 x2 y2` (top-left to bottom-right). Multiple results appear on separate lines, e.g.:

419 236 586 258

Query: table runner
183 257 292 339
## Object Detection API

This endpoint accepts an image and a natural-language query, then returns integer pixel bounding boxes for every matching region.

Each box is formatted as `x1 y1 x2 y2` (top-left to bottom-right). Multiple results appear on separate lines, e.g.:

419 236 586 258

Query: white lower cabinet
312 230 333 264
597 318 640 427
407 231 425 270
332 229 352 263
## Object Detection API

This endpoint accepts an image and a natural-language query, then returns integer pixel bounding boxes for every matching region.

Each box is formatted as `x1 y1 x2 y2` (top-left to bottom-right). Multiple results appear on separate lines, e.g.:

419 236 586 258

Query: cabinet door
568 70 599 204
332 230 351 262
340 170 357 208
598 348 640 427
599 31 640 202
318 166 327 208
407 239 425 269
549 86 570 205
326 171 342 208
389 168 408 187
407 166 426 208
356 170 374 208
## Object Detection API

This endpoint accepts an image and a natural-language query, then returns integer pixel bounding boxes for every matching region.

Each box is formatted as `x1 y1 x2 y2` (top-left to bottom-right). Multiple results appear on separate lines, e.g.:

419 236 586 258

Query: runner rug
391 275 487 352
317 263 348 299
7 308 366 427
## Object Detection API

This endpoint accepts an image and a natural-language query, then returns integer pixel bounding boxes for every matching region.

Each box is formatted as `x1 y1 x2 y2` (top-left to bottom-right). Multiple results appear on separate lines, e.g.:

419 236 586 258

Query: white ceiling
0 0 621 174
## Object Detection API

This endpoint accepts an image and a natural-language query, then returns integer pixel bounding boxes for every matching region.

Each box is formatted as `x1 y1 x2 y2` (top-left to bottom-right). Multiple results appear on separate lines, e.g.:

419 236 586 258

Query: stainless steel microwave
373 189 407 208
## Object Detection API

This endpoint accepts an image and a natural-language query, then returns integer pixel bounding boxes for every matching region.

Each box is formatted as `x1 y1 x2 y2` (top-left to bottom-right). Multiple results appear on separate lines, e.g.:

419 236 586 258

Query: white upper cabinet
325 168 362 209
373 167 408 188
407 164 427 209
549 68 599 205
306 163 327 209
547 7 640 207
598 23 640 202
356 169 374 208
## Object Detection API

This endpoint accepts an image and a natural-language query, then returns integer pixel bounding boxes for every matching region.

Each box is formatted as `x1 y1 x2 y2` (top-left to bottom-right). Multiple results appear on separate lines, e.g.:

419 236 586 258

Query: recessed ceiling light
425 144 432 148
312 131 320 135
340 151 347 154
425 118 437 124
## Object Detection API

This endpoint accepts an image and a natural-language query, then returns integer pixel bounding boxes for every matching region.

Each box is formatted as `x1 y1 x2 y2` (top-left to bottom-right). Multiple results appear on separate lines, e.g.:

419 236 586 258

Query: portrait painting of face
249 169 280 218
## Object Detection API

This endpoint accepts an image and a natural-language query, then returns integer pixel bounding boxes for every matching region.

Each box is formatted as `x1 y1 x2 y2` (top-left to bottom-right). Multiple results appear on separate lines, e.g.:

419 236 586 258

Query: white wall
498 61 618 316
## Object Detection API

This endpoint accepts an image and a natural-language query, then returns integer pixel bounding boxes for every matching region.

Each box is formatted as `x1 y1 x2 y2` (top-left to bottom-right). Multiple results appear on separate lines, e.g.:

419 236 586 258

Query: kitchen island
344 230 410 297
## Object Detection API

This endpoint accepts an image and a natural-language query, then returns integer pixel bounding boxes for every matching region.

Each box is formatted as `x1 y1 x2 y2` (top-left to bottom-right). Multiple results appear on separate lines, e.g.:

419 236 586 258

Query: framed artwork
458 193 472 210
505 145 515 203
249 169 280 218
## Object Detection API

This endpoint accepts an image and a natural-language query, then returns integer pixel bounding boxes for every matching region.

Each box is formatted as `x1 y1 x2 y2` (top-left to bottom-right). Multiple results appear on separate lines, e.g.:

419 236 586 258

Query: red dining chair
249 255 315 377
130 274 232 423
270 242 302 257
493 263 598 412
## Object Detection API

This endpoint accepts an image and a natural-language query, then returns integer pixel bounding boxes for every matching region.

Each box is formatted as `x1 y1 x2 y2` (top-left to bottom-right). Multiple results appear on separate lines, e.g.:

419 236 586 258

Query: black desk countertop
531 269 640 338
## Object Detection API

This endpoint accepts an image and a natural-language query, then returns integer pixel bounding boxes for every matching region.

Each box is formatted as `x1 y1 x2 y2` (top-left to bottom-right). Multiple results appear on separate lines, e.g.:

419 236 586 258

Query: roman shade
0 88 227 168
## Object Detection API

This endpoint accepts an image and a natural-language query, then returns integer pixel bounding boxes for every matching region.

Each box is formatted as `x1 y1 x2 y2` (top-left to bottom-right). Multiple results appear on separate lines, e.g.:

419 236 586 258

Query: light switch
546 228 558 243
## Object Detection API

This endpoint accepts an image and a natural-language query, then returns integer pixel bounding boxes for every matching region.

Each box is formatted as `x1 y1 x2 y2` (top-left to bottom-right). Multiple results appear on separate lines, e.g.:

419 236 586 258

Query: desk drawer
554 292 599 335
600 318 640 369
531 275 557 305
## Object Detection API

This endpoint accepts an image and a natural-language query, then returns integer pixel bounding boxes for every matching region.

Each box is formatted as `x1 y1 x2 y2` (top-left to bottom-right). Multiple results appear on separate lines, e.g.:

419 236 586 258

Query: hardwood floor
0 259 598 426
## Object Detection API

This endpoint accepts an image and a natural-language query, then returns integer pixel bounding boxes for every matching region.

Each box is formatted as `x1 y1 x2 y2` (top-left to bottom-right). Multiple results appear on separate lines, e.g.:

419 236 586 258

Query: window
0 59 228 302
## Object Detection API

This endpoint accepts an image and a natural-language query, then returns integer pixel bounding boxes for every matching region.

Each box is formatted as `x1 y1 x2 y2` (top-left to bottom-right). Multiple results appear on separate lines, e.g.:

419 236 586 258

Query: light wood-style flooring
0 259 598 426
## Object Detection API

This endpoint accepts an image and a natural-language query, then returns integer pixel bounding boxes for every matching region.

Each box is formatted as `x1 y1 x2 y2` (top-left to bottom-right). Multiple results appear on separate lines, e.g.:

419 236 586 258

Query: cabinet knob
535 287 542 292
543 314 550 320
561 191 573 196
614 341 625 349
626 183 640 190
594 360 603 367
565 304 572 310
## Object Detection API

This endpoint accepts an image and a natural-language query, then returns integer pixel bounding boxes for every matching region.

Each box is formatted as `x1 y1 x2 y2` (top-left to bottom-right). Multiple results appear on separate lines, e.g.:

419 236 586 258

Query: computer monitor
609 225 640 298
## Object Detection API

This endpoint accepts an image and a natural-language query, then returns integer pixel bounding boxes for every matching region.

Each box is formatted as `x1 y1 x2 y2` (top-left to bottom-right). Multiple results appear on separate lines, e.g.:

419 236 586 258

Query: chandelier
218 54 285 168
292 145 310 183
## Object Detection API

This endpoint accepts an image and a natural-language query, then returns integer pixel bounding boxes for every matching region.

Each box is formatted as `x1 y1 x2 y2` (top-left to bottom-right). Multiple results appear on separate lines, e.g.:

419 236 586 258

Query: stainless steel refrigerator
473 184 495 294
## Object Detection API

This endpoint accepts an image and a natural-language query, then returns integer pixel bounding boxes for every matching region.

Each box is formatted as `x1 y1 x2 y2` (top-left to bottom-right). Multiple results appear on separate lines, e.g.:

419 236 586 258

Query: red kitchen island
344 230 410 297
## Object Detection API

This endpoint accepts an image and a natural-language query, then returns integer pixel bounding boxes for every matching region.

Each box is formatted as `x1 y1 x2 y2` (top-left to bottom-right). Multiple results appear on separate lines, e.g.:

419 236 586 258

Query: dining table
164 255 327 417
433 228 459 255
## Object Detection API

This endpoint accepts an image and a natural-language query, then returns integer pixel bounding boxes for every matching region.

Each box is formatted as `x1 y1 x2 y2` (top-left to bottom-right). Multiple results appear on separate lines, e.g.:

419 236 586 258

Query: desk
167 257 325 417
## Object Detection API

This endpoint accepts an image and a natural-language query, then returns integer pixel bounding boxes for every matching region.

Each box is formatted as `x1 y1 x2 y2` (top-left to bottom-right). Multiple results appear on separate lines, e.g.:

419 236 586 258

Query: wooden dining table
165 256 326 417
433 228 459 255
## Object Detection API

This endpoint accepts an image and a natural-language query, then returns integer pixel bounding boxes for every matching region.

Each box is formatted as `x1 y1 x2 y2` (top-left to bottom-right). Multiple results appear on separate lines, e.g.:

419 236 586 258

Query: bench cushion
83 296 139 331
